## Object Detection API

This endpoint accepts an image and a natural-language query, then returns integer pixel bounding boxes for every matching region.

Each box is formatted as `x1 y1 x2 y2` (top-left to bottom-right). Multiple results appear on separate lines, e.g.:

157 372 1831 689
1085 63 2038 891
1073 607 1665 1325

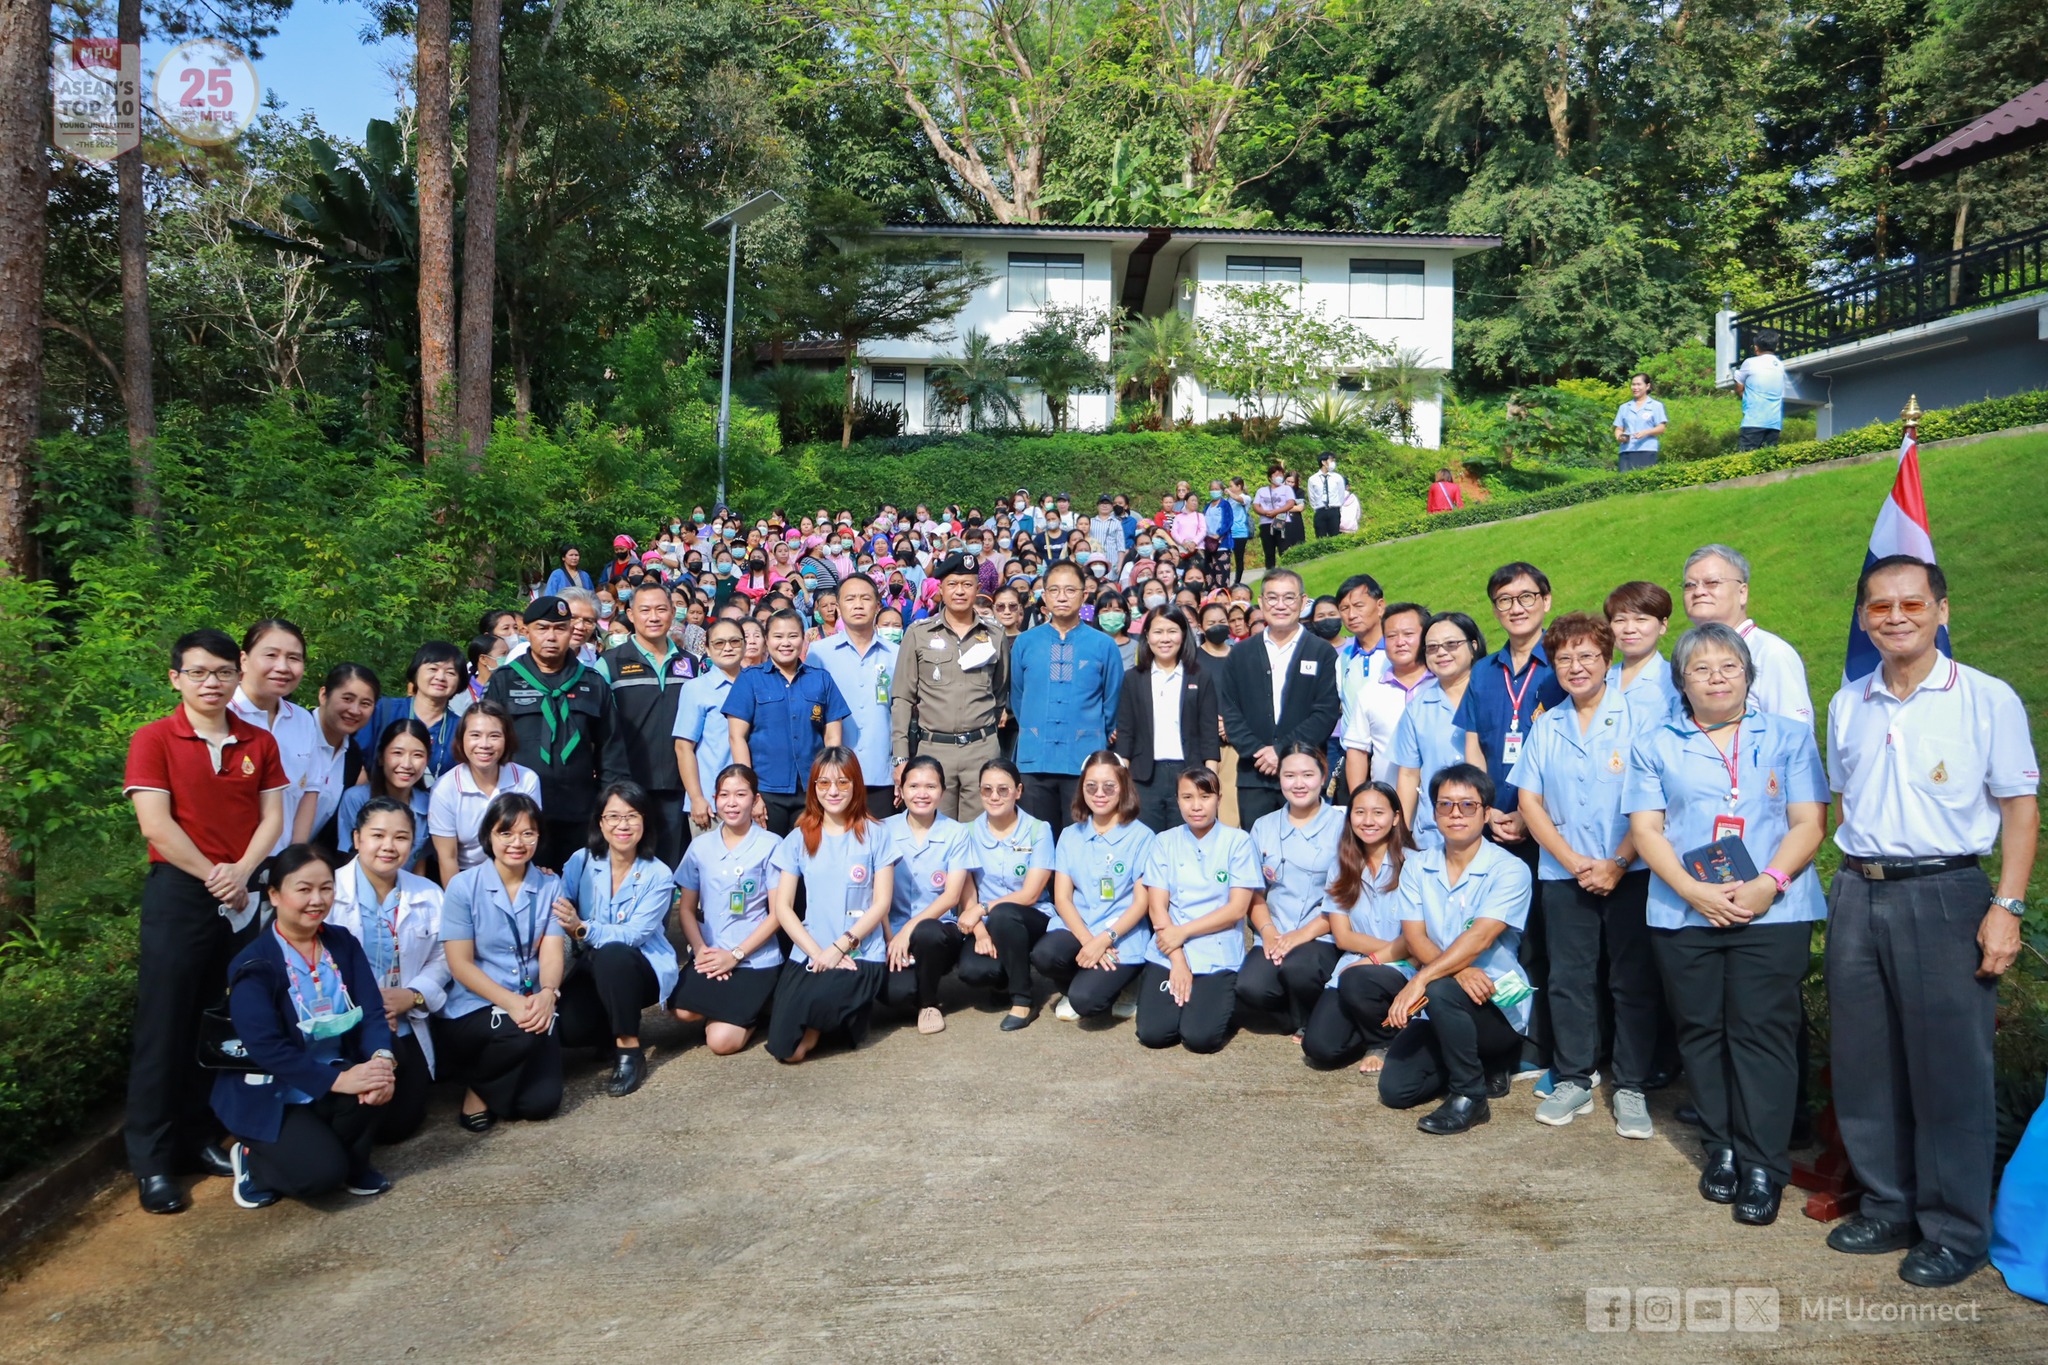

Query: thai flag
1843 432 1949 683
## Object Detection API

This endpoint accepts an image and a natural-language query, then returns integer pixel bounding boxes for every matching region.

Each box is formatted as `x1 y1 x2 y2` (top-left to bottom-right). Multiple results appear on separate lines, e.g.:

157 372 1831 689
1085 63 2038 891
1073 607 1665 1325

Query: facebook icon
1585 1288 1630 1332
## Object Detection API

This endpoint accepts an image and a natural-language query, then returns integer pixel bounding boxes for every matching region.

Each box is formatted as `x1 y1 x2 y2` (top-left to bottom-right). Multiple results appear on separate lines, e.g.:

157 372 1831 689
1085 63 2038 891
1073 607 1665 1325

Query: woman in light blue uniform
1136 766 1262 1053
955 759 1056 1031
881 755 975 1034
337 718 435 877
1036 751 1156 1022
1238 743 1345 1038
438 792 566 1131
1391 611 1483 848
1625 622 1826 1225
1301 782 1417 1071
326 797 448 1143
767 747 897 1064
1378 763 1536 1135
670 763 784 1055
1604 580 1679 726
551 781 677 1098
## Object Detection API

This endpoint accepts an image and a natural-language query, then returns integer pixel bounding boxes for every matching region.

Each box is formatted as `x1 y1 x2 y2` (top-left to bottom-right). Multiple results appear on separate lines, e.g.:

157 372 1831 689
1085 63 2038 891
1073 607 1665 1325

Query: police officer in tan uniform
891 552 1010 819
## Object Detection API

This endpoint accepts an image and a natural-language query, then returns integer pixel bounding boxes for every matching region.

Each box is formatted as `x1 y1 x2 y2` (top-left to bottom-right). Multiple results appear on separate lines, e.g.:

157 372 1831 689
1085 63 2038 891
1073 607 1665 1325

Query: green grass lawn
1300 429 2048 888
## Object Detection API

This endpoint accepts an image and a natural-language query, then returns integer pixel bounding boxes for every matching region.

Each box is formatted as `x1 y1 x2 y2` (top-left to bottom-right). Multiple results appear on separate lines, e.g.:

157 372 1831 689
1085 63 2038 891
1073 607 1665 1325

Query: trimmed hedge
0 916 138 1180
1284 390 2048 565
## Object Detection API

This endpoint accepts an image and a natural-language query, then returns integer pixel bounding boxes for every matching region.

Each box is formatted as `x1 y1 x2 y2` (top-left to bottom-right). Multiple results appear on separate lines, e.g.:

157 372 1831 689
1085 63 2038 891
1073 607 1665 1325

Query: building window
1349 258 1425 319
869 366 906 412
1224 255 1302 288
1008 252 1085 311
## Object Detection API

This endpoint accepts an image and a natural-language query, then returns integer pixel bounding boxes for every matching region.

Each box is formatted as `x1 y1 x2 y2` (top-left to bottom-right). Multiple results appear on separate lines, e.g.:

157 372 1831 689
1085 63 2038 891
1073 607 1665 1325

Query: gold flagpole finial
1900 394 1922 430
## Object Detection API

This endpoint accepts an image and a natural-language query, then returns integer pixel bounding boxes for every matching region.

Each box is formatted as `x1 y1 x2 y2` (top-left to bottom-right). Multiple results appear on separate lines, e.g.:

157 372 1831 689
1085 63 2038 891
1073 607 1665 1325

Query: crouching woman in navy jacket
212 844 398 1210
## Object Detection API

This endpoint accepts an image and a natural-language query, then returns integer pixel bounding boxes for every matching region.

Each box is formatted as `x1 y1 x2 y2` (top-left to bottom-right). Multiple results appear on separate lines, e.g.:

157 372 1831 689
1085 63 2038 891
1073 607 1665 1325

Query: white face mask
1014 500 1027 512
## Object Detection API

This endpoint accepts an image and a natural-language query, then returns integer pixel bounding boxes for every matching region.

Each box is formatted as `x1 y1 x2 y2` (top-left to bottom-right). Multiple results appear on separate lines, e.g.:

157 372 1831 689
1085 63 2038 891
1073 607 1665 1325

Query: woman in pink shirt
1426 468 1464 514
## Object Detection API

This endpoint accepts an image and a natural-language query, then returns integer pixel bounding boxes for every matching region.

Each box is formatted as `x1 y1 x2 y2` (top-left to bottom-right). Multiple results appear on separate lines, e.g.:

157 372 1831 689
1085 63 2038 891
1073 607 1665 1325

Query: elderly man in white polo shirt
1822 554 2039 1289
1680 543 1813 727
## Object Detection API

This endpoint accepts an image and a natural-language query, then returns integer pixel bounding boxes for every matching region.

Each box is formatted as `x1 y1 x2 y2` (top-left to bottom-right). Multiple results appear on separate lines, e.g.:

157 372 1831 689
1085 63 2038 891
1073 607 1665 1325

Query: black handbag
197 1001 262 1072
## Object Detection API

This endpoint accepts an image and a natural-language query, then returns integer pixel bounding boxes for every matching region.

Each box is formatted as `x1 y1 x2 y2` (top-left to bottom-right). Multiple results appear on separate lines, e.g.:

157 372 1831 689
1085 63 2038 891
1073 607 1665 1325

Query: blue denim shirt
1010 622 1124 776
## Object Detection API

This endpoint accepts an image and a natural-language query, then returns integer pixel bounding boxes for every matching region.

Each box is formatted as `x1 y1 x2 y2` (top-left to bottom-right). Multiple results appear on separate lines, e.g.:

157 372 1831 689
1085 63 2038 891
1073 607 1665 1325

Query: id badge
1098 877 1116 902
1712 814 1746 843
728 889 746 917
875 671 890 705
1501 731 1524 765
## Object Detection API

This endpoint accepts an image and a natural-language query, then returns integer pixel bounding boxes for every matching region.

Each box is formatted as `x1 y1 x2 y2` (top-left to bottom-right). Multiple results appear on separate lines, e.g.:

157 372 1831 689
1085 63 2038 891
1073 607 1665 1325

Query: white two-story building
857 223 1499 447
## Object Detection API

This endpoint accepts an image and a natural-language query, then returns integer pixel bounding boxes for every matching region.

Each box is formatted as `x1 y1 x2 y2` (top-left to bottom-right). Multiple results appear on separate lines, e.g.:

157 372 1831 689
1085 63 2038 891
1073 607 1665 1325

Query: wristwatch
1992 896 2027 918
411 989 427 1011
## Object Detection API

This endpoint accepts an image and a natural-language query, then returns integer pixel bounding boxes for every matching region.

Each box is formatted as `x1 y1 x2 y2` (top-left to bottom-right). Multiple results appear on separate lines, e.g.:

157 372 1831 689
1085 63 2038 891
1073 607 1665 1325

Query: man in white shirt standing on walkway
1820 554 2038 1288
1307 451 1348 540
1680 543 1813 727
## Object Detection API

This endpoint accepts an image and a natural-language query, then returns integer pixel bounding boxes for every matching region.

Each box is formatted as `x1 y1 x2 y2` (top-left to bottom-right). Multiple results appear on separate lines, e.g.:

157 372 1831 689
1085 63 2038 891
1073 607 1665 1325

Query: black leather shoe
999 1011 1034 1032
1417 1095 1490 1135
1827 1215 1915 1255
606 1048 647 1098
1676 1103 1702 1126
193 1143 234 1179
458 1107 496 1133
1698 1147 1738 1204
1485 1070 1511 1099
1899 1241 1988 1288
1733 1166 1783 1225
137 1175 187 1215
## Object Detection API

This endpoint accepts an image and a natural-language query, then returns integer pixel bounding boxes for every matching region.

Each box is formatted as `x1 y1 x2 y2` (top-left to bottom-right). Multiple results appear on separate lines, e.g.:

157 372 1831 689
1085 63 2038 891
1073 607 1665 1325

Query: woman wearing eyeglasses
1378 764 1535 1134
1624 623 1826 1227
1391 611 1484 849
1036 752 1156 1023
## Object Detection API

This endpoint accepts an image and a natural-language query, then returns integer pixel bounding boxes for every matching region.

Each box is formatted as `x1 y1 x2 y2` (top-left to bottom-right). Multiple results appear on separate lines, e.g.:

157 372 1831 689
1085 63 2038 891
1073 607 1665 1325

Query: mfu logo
1585 1286 1779 1332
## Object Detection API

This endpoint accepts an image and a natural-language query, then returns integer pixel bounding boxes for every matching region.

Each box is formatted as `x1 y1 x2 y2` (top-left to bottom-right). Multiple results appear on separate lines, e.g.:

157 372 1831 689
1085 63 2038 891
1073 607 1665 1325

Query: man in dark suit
1218 569 1343 827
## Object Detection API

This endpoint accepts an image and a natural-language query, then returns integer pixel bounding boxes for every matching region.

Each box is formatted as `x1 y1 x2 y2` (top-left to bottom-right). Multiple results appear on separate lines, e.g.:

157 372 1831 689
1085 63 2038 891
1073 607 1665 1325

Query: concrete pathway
1 1001 2036 1362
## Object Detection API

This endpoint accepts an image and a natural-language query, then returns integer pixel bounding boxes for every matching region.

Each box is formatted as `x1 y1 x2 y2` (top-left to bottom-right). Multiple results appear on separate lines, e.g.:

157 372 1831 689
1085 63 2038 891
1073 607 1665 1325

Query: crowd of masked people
121 471 2035 1292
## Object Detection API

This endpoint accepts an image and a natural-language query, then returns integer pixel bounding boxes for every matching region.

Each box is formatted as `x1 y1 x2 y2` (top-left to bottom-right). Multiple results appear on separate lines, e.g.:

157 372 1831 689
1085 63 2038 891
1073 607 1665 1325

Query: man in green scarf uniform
483 596 632 869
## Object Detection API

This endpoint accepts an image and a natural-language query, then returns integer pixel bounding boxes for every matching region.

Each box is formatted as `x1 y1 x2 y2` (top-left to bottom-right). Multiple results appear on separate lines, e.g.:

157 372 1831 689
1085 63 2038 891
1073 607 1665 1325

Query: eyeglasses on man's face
177 666 241 683
1435 798 1484 817
1491 590 1543 611
1861 597 1934 623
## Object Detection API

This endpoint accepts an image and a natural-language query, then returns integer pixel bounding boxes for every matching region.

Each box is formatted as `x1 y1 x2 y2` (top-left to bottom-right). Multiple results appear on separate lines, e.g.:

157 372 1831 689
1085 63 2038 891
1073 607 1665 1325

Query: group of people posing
121 477 2035 1293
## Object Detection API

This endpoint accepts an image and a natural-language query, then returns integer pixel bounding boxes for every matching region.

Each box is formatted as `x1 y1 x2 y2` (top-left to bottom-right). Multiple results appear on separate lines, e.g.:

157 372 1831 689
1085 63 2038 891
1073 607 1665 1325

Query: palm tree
927 330 1020 432
1365 346 1449 445
1114 309 1198 424
1012 342 1104 431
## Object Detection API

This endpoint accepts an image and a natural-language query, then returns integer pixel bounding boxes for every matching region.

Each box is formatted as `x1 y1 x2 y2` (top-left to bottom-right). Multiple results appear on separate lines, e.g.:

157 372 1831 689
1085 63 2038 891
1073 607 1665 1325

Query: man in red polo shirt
122 627 289 1214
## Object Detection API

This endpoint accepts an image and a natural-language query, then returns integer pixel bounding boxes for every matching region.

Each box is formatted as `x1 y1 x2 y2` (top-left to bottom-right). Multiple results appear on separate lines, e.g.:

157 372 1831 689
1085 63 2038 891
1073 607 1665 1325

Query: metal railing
1736 222 2048 359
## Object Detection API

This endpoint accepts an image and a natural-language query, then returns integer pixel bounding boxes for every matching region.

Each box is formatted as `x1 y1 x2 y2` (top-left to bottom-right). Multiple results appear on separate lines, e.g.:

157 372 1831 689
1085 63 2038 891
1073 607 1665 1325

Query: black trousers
763 794 806 837
1133 762 1186 832
1259 524 1288 571
1236 940 1339 1034
1234 782 1284 830
1827 865 1999 1255
375 1029 433 1145
557 942 661 1045
1019 771 1078 838
1030 928 1142 1015
1231 540 1247 581
1543 872 1660 1090
1495 834 1548 1063
1301 964 1409 1067
1737 426 1781 451
1135 962 1237 1052
646 793 688 869
1312 507 1343 539
244 1091 377 1200
955 904 1049 1006
1379 975 1524 1104
540 817 587 875
127 864 247 1177
437 1006 564 1121
1653 920 1810 1184
882 919 964 1011
866 785 900 819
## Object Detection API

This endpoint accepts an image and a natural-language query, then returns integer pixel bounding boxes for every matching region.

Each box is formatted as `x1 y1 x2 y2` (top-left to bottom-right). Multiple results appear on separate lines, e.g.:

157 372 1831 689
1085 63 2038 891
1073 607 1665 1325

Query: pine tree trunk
457 0 502 464
118 0 157 531
416 0 457 456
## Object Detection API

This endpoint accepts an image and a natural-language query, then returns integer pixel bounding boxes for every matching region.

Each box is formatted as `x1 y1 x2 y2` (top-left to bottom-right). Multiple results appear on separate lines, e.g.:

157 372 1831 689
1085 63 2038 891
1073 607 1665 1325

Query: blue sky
146 1 412 139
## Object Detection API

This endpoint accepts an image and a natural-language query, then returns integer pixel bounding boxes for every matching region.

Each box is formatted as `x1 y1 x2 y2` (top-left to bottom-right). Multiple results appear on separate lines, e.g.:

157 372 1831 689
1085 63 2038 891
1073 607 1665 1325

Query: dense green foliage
0 917 138 1180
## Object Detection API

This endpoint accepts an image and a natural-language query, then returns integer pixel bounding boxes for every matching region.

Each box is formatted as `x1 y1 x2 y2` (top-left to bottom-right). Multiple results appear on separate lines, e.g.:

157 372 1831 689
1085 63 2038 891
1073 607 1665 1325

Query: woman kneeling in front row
671 763 786 1055
439 793 566 1130
1238 743 1344 1040
767 748 897 1064
1135 766 1261 1053
1301 782 1418 1073
881 756 975 1034
552 781 679 1098
1379 764 1536 1134
214 844 399 1209
1036 751 1157 1022
326 798 449 1144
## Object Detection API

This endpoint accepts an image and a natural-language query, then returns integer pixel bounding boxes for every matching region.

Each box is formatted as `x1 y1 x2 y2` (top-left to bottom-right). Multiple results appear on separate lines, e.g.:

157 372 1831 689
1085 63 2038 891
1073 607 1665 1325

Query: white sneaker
1053 994 1080 1022
1534 1080 1595 1126
1613 1088 1654 1140
1111 980 1140 1019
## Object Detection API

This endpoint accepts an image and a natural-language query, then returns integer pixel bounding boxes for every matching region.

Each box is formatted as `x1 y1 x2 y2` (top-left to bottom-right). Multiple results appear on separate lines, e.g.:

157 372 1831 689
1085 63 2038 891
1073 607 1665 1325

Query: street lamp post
703 190 785 510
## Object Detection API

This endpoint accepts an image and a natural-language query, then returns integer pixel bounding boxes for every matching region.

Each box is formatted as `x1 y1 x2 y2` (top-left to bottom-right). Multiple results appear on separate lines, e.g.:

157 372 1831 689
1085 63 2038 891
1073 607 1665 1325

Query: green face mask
1099 611 1128 634
299 1001 363 1040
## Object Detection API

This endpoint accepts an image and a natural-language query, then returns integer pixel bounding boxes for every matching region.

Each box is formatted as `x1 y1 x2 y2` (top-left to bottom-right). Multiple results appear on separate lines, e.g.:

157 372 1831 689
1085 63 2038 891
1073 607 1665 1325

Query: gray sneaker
1613 1087 1654 1140
1534 1079 1595 1126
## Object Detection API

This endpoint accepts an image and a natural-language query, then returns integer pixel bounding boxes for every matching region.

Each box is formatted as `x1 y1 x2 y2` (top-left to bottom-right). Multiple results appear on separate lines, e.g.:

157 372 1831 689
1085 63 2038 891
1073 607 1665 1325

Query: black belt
915 724 996 746
1844 854 1979 882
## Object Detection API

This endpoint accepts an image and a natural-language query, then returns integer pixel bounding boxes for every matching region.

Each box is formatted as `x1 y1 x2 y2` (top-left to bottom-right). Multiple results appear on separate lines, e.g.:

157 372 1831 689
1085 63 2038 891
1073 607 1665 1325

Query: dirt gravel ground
2 995 2040 1363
